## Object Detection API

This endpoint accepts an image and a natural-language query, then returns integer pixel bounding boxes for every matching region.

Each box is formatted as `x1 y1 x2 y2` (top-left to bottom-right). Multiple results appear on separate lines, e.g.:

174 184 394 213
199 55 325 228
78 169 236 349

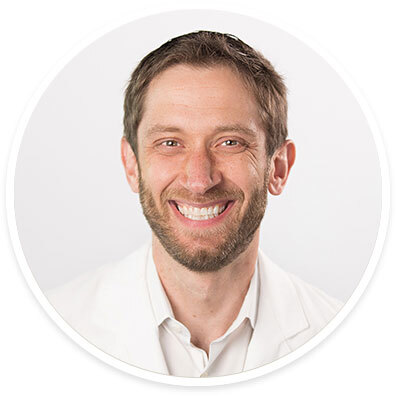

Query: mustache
160 186 245 205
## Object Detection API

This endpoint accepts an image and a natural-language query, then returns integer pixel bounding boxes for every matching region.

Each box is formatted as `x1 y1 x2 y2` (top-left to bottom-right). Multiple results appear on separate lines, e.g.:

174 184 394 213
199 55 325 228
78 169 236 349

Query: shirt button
200 372 208 378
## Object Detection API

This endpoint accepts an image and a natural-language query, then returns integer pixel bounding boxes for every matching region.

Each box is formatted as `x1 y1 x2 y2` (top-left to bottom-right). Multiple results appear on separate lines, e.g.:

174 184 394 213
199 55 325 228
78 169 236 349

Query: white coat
46 243 343 375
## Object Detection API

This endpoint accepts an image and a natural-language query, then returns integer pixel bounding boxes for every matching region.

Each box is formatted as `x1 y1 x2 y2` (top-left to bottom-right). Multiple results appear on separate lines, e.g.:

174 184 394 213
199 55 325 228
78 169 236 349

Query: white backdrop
13 10 381 303
1 0 395 394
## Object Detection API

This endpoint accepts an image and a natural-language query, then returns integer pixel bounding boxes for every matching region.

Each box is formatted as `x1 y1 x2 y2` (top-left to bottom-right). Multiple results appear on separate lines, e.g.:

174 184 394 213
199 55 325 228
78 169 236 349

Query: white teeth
176 203 227 220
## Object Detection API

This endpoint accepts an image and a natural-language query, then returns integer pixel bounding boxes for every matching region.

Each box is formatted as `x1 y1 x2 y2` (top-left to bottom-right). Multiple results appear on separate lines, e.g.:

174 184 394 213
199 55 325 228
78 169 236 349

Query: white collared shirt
147 250 259 377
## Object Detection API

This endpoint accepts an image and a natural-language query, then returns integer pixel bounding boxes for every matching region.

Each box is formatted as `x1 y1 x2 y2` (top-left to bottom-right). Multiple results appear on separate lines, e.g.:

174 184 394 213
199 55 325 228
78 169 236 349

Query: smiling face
123 64 278 272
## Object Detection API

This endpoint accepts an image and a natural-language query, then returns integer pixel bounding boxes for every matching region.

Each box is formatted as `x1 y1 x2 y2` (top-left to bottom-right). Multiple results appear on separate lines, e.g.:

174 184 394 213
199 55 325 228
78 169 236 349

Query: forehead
139 64 262 136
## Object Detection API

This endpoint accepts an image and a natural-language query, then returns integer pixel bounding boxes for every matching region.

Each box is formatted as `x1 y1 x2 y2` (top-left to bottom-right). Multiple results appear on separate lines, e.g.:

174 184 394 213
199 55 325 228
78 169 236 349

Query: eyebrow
145 124 258 138
145 125 183 136
214 124 258 138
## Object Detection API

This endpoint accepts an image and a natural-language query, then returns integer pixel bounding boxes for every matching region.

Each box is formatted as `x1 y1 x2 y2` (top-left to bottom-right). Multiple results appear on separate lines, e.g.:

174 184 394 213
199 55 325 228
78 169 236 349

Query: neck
152 232 259 354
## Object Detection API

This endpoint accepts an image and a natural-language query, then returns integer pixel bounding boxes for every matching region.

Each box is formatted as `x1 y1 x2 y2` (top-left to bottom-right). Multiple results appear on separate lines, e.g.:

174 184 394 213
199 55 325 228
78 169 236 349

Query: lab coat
46 243 343 375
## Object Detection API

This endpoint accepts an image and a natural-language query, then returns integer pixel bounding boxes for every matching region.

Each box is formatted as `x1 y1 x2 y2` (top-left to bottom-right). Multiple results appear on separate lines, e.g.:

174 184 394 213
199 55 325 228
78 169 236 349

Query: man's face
131 64 272 271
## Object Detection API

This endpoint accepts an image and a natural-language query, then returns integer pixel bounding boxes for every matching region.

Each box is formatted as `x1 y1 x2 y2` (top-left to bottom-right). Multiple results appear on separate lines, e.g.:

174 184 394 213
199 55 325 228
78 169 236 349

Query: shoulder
257 250 343 334
44 242 162 366
45 243 150 325
286 271 343 328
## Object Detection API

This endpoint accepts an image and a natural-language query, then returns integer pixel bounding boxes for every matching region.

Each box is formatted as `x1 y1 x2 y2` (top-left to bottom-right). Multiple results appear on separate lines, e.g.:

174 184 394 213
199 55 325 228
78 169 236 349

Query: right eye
154 139 184 155
161 140 180 147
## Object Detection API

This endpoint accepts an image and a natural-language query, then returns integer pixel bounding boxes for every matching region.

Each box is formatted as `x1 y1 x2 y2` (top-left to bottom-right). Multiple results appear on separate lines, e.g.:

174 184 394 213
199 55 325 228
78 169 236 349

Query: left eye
161 140 179 147
221 140 239 146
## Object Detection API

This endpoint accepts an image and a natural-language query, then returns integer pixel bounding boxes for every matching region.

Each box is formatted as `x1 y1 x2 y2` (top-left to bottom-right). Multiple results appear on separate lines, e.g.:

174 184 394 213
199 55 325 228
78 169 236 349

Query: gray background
14 10 382 302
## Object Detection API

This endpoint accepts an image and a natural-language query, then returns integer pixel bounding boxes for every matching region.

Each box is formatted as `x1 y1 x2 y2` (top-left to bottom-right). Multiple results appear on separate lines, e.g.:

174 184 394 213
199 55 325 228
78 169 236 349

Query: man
47 31 343 377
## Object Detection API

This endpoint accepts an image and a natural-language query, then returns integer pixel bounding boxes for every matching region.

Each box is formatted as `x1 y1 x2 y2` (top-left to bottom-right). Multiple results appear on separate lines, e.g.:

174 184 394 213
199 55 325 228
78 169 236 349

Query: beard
138 171 269 273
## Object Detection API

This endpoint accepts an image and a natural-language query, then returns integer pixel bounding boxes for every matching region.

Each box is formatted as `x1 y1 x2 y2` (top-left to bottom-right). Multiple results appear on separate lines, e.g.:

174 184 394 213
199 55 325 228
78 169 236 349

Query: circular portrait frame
6 8 389 386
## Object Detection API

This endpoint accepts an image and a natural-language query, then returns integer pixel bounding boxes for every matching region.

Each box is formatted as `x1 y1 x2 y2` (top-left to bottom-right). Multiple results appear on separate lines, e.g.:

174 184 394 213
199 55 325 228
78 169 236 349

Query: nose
180 147 222 195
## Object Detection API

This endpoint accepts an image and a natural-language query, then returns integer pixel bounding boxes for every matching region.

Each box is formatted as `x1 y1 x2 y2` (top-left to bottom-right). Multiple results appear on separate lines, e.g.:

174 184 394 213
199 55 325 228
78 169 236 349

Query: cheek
141 155 180 193
220 156 265 188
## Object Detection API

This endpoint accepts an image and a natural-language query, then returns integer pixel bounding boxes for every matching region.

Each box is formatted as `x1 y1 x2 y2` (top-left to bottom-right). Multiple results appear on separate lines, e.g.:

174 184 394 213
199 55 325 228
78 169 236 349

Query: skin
121 64 296 354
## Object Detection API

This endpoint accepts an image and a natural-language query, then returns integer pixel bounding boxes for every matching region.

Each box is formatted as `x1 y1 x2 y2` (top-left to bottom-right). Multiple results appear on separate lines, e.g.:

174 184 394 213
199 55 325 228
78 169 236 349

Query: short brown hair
123 31 288 157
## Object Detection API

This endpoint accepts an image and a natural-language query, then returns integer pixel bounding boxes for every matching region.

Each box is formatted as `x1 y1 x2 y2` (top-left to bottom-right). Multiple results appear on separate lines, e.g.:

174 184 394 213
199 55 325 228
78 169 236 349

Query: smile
173 201 230 221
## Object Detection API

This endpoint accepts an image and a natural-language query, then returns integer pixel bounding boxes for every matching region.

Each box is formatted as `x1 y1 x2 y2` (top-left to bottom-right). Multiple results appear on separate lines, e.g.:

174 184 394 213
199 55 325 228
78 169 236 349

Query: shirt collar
147 246 259 330
225 260 259 336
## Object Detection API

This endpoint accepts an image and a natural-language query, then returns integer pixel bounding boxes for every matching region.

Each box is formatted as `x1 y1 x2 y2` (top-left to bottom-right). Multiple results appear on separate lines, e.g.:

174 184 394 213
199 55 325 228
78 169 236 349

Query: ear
268 140 296 196
121 137 140 193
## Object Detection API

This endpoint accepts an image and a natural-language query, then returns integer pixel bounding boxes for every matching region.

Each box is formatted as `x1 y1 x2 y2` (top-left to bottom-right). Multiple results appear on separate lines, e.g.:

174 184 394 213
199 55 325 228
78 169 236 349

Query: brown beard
138 171 269 273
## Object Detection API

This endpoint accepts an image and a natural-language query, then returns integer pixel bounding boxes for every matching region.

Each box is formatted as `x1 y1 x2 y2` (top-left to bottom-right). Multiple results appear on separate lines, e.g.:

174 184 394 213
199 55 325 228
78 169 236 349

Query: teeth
176 203 227 220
